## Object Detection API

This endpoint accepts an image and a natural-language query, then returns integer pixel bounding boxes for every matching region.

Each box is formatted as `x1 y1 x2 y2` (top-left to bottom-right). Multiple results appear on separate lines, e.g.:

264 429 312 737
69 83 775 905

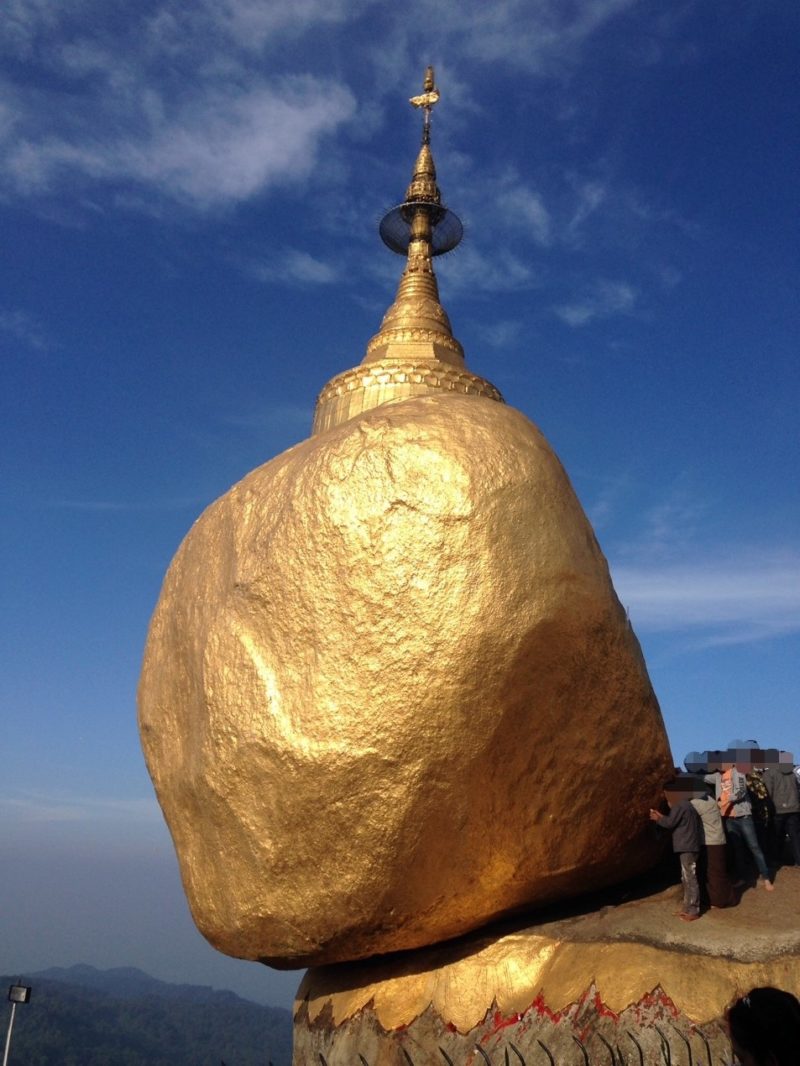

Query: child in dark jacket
650 780 703 921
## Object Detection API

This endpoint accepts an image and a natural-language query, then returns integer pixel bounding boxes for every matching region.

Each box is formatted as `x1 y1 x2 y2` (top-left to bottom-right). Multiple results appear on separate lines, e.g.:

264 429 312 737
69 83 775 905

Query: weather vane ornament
408 64 440 142
138 67 797 1065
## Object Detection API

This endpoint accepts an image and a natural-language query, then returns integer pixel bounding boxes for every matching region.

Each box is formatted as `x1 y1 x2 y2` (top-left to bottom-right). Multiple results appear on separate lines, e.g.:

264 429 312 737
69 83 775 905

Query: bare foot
764 879 775 892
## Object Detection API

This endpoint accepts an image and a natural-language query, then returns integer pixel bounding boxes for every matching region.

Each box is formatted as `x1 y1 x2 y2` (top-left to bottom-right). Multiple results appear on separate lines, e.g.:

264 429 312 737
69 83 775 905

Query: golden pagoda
140 70 800 1066
139 66 674 971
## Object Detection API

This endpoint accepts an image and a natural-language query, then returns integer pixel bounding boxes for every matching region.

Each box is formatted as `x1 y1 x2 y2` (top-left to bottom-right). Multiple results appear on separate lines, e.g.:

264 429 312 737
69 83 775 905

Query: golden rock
139 391 672 967
138 69 673 968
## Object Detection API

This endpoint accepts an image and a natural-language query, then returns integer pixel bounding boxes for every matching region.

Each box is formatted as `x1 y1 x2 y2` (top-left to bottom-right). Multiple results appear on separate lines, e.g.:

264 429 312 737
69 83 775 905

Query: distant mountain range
0 964 292 1065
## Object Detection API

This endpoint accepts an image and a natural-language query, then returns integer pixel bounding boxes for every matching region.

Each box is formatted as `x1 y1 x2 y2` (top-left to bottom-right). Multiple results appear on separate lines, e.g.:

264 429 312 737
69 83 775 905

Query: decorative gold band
312 361 504 435
365 328 464 359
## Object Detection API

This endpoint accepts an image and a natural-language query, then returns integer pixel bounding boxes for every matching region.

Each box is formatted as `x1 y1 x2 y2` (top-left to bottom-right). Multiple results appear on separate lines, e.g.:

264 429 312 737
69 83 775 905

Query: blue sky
1 0 798 1009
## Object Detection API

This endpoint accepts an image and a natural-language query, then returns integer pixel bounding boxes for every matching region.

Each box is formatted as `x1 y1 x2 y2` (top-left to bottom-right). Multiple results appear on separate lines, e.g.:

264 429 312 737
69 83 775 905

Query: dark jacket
763 764 800 814
656 799 703 853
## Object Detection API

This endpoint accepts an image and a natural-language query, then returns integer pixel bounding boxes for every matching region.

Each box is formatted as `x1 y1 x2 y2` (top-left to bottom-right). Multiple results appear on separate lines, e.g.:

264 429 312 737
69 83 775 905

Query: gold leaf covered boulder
139 393 671 967
138 69 673 968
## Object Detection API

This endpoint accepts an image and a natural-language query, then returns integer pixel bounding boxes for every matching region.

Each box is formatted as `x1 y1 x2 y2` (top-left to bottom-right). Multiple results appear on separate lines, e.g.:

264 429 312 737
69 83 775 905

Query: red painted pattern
523 994 564 1024
482 1008 523 1040
593 990 620 1022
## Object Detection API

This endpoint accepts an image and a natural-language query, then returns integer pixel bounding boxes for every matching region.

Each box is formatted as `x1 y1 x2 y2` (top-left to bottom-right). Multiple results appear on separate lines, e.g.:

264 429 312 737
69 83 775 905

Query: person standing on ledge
649 781 703 921
705 758 774 891
688 778 737 909
763 751 800 867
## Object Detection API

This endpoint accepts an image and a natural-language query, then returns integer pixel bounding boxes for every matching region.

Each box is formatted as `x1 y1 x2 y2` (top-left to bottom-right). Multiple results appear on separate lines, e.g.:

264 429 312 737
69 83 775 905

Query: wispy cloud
221 401 314 432
0 308 51 351
407 0 638 73
567 179 608 234
553 278 636 326
249 249 339 286
0 789 161 826
587 476 800 648
439 243 540 296
186 0 360 51
583 470 635 531
612 551 800 647
497 184 551 247
608 479 710 562
654 264 683 290
4 79 355 209
635 493 707 560
472 318 523 349
45 496 205 512
0 3 356 210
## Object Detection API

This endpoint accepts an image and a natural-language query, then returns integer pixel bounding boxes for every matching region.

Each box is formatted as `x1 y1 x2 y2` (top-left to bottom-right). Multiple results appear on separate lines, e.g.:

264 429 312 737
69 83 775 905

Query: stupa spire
366 66 463 370
312 67 502 436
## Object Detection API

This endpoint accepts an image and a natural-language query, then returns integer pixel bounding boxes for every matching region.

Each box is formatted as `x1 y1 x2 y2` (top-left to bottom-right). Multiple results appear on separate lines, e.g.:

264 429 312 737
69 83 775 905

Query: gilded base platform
293 866 800 1064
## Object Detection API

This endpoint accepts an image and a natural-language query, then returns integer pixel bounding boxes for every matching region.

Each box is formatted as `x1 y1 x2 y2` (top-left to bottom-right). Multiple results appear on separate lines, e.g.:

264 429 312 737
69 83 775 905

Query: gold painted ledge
297 868 800 1030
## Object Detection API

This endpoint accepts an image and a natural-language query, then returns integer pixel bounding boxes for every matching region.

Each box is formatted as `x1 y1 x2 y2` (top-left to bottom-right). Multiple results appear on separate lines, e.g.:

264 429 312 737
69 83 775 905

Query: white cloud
473 318 523 349
613 551 800 646
0 0 358 211
4 78 355 208
46 496 205 512
554 278 636 326
0 97 18 141
0 308 51 350
251 249 339 286
406 0 638 73
196 0 360 51
637 494 706 558
1 0 66 55
584 470 634 531
439 243 539 295
655 264 683 290
222 401 314 432
607 479 710 562
0 790 161 825
568 180 608 233
497 185 551 246
1 0 359 57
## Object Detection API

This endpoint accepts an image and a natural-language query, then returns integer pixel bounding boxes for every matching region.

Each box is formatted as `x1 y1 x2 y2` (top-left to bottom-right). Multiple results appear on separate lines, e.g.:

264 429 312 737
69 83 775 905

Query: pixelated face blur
735 748 763 773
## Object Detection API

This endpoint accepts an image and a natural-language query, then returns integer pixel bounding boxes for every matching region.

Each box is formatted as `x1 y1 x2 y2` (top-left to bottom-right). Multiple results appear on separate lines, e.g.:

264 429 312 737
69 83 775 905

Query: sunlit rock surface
138 393 672 967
